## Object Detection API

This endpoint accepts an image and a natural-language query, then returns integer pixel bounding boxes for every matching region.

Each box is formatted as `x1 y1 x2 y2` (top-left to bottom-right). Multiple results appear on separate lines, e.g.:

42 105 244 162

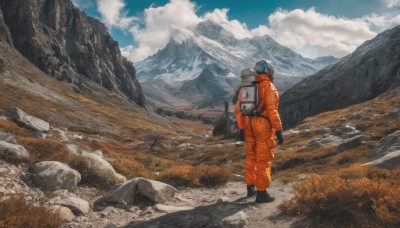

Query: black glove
276 131 283 145
238 129 245 141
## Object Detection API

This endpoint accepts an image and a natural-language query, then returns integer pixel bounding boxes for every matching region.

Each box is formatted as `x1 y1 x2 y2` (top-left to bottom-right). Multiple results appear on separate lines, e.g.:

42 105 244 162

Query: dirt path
119 180 302 228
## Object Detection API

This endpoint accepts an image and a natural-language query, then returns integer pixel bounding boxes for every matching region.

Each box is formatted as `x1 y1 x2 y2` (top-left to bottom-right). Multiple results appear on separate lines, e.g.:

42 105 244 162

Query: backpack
239 83 262 116
237 68 262 116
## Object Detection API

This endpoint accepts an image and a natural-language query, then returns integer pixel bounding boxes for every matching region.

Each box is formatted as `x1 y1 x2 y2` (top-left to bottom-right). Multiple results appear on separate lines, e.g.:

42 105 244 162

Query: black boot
247 185 256 197
255 191 275 203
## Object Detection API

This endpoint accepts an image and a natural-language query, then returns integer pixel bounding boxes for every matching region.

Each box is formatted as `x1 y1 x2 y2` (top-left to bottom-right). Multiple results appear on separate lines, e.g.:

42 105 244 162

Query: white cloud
124 0 201 61
385 0 400 8
96 0 137 29
112 0 400 62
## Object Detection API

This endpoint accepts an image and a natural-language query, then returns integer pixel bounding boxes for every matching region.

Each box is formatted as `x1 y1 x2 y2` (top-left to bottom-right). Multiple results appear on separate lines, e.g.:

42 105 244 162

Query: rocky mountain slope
0 0 145 107
280 25 400 129
135 20 337 108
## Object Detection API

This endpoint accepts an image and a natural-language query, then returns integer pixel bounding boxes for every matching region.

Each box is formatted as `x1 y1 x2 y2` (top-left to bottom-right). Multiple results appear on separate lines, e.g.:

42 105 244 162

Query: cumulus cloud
266 8 376 58
97 0 137 29
114 0 400 62
123 0 201 61
385 0 400 8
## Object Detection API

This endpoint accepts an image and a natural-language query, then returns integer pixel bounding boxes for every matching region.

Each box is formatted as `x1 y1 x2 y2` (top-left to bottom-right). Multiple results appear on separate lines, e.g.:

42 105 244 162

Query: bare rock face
0 8 12 47
0 0 145 107
280 26 400 129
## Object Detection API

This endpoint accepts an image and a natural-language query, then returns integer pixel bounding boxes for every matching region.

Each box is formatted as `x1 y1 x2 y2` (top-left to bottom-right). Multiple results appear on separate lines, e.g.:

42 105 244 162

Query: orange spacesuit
236 60 283 203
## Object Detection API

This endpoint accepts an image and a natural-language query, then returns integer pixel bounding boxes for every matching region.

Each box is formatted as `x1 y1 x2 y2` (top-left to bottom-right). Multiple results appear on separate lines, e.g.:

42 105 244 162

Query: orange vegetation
0 196 61 228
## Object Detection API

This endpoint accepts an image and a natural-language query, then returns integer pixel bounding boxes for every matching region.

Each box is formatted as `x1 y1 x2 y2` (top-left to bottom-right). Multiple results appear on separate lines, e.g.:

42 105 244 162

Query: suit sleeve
235 89 244 130
264 84 283 131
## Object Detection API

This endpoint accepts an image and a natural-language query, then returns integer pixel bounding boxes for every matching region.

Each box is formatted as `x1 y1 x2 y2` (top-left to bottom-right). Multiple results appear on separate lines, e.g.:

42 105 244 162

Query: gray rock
94 178 140 208
155 204 194 213
66 144 84 155
222 211 248 227
33 161 81 192
316 126 329 134
0 141 30 161
365 150 400 169
32 130 47 139
0 132 17 144
138 178 177 204
333 124 360 139
337 135 363 152
372 130 400 159
51 196 90 215
388 108 400 118
5 107 49 132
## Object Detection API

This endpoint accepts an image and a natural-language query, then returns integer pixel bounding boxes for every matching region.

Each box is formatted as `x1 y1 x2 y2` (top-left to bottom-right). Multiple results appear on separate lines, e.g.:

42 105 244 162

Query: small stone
222 211 248 227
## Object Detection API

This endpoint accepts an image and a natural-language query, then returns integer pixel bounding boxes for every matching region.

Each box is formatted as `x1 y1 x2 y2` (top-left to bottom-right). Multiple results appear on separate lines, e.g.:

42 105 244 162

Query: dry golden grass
0 195 61 228
279 166 400 227
18 138 70 163
158 164 231 188
0 120 31 138
111 158 153 179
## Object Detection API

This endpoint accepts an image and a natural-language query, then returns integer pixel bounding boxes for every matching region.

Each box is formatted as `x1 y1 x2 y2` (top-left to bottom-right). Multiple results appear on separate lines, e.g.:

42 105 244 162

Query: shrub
18 138 69 162
0 195 61 228
143 131 166 153
158 165 194 187
0 120 31 137
279 166 400 227
67 154 123 189
111 158 152 179
158 165 231 188
191 165 230 187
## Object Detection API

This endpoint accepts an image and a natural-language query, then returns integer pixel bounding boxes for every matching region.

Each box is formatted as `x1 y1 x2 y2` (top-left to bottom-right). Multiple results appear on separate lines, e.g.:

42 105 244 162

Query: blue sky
72 0 400 62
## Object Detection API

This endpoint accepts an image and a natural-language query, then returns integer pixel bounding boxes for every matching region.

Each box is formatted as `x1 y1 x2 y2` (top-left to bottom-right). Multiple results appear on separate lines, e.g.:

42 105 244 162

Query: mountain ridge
280 25 400 129
0 0 145 107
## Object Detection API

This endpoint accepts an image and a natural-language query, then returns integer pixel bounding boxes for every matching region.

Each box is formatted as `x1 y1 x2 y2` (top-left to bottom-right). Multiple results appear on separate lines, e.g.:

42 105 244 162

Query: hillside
280 25 400 129
0 0 145 106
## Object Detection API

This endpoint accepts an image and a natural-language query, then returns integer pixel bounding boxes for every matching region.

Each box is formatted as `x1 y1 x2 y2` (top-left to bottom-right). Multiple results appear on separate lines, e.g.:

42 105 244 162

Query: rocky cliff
280 25 400 129
0 0 145 107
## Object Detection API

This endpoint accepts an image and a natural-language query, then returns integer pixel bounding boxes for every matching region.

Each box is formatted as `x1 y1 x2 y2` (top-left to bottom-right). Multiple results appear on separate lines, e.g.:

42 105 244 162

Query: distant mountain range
136 20 337 107
280 25 400 129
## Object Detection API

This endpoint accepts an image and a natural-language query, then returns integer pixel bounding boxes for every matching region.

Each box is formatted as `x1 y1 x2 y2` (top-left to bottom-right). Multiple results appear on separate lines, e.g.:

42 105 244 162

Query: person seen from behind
235 60 284 203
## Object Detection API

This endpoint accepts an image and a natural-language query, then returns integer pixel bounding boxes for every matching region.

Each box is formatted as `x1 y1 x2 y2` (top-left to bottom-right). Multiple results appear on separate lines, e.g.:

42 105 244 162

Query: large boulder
0 132 17 144
0 140 30 162
66 144 126 185
137 178 177 204
95 178 177 208
371 130 400 159
94 178 140 208
365 150 400 169
50 196 90 215
364 130 400 169
5 107 49 132
33 161 81 192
